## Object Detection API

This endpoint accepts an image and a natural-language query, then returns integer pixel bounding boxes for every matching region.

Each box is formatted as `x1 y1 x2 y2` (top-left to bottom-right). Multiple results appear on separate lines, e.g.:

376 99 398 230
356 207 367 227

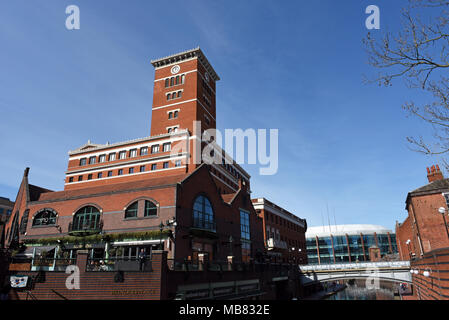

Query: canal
325 282 398 300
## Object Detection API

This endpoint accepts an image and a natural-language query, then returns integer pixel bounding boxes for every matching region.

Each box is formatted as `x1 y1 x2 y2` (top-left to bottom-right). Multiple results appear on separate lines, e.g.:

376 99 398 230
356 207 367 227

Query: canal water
326 284 397 300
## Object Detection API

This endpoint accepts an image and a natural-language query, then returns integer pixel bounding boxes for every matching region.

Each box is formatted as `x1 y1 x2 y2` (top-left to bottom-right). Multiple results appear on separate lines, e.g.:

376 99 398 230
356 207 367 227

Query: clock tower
150 47 220 137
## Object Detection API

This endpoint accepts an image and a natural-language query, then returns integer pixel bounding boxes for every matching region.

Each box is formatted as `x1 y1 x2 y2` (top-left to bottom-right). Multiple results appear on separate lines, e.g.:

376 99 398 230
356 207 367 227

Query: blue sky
0 0 440 231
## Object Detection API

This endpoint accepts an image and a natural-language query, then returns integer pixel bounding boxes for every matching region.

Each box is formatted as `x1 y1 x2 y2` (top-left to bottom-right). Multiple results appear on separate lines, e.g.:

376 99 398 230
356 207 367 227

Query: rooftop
150 47 220 81
306 224 393 238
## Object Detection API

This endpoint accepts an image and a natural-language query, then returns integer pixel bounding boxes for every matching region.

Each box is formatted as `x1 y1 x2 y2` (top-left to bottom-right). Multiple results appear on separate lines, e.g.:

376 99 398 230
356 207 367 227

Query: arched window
165 78 169 87
32 209 57 226
171 92 176 99
181 74 185 84
125 202 138 219
170 77 174 86
175 75 179 85
193 195 215 231
177 91 182 98
72 206 101 232
166 94 170 101
144 200 157 217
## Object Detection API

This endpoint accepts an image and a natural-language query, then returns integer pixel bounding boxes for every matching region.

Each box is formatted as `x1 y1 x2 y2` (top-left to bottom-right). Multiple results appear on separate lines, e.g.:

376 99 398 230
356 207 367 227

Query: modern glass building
306 224 397 264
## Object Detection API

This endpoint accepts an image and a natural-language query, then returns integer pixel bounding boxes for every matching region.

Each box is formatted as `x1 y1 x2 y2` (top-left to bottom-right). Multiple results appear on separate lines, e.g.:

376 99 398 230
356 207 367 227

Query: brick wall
411 247 449 300
8 250 166 300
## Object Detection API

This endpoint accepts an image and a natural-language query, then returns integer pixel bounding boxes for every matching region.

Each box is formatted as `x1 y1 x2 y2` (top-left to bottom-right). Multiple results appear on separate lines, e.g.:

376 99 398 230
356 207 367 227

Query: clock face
171 65 180 74
204 72 209 81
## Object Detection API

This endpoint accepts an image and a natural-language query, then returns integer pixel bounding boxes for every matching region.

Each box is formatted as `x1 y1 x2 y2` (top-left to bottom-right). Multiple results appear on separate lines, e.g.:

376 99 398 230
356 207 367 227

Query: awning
112 239 161 246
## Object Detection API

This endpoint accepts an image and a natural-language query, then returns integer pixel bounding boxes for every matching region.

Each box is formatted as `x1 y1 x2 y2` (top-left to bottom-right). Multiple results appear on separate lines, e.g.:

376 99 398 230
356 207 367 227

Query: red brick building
252 198 307 265
396 165 449 299
1 48 304 300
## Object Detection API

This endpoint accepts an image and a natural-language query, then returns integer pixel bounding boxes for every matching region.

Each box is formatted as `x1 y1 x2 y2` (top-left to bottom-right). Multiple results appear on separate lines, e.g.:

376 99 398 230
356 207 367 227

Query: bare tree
364 0 449 168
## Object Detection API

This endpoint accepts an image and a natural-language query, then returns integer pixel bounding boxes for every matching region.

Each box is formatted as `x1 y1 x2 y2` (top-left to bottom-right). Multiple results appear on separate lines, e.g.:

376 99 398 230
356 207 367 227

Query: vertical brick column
76 250 89 275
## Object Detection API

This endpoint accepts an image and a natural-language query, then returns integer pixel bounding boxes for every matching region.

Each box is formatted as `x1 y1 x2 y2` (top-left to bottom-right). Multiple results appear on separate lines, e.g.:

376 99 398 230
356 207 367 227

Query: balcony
68 219 103 236
267 238 287 250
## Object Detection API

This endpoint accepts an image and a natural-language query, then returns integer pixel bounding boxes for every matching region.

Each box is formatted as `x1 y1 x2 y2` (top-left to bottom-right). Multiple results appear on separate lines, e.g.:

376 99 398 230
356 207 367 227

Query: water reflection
326 284 395 300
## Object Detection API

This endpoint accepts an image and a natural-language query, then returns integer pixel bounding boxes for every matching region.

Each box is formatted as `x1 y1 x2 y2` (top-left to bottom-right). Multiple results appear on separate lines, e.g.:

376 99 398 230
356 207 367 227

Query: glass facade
306 230 398 265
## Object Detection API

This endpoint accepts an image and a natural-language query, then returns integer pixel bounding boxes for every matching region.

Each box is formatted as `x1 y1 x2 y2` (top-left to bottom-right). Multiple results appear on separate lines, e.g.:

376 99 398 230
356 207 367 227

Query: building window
99 154 106 163
174 111 178 118
175 160 181 167
79 158 87 166
151 145 160 154
71 206 101 232
119 151 126 159
171 92 176 99
108 153 116 161
88 174 93 180
125 202 138 219
89 156 96 165
78 175 83 181
32 209 57 226
165 78 169 87
144 200 157 217
163 143 171 152
240 210 251 241
163 162 169 169
168 112 173 119
129 149 137 158
98 172 103 179
140 165 145 172
175 75 180 85
140 147 148 156
69 177 74 183
118 169 123 175
166 94 170 101
107 171 113 177
170 77 174 86
129 167 134 174
193 195 215 231
151 164 157 171
181 74 185 84
177 91 182 98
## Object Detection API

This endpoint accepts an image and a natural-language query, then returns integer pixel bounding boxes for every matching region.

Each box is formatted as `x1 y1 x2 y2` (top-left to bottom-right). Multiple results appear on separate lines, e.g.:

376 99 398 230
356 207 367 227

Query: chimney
427 164 444 183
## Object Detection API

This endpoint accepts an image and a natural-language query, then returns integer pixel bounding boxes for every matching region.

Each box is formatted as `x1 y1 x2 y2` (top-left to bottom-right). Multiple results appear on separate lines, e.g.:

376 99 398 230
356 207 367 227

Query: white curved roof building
306 224 393 238
305 224 397 265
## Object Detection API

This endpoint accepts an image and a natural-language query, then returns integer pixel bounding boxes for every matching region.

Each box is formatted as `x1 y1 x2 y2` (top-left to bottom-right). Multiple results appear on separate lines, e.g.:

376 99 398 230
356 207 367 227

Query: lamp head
439 207 446 214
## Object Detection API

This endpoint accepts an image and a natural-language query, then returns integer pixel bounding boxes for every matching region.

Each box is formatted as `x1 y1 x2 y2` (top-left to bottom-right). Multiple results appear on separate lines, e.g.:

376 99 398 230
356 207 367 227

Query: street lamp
159 222 165 250
406 239 412 259
438 207 449 241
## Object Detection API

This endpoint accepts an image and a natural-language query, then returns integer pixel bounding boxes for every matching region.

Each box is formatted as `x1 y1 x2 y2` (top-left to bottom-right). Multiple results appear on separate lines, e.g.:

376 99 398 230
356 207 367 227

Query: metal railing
68 219 103 234
167 259 295 275
86 257 152 272
299 260 410 272
192 218 216 232
31 258 77 271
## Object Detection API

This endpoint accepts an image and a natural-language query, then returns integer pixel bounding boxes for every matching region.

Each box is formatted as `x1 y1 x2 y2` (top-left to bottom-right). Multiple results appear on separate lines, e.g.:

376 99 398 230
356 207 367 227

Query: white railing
299 260 410 272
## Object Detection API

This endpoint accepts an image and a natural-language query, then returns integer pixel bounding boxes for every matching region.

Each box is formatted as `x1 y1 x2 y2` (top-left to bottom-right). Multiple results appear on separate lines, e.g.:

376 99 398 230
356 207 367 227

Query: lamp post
159 222 165 250
438 207 449 241
405 239 411 260
229 235 233 257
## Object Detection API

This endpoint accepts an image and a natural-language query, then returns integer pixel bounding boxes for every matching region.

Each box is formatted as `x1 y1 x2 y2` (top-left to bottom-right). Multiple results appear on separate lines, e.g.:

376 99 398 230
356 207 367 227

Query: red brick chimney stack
427 164 444 183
